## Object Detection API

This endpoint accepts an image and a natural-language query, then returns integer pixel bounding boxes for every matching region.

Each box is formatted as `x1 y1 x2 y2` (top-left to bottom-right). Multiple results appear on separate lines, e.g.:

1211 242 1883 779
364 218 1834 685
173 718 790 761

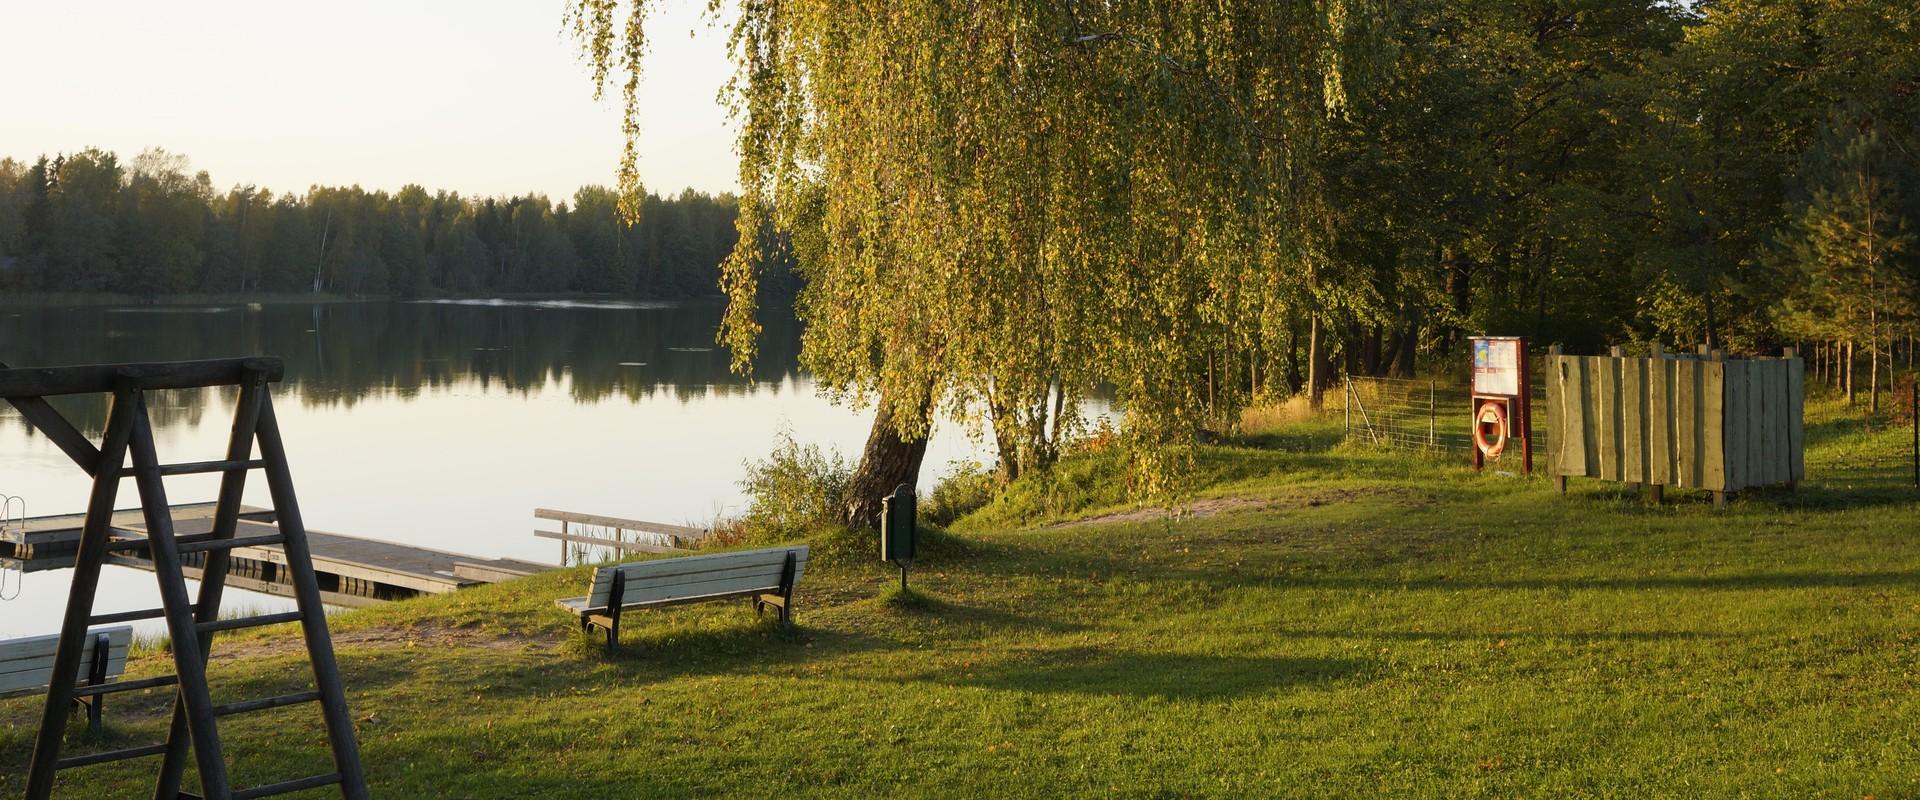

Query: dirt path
210 622 563 660
1048 486 1429 529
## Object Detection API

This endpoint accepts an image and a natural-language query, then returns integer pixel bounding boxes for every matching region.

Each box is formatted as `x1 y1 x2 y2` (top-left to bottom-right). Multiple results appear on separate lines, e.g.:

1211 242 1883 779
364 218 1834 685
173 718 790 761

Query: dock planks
3 505 550 604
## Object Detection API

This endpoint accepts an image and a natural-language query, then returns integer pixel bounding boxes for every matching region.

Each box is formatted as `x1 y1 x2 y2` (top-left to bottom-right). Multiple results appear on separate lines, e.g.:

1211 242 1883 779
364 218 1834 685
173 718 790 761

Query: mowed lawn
5 401 1919 798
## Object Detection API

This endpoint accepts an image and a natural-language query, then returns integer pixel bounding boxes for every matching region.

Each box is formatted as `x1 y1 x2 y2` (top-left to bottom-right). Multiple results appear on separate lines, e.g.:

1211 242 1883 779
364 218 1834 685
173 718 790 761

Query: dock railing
534 508 708 566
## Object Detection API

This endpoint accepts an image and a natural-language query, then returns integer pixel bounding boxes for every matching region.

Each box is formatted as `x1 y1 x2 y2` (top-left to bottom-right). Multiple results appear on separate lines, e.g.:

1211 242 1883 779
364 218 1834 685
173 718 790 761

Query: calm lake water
0 299 1057 639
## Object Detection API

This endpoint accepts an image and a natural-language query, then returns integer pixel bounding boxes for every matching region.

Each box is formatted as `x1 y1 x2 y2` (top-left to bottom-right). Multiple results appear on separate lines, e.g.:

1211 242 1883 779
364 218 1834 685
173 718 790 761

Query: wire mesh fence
1338 374 1551 458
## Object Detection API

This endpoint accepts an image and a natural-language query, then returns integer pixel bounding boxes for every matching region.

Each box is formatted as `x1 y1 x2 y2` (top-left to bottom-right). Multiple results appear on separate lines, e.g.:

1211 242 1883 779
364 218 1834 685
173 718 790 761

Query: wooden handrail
532 508 706 538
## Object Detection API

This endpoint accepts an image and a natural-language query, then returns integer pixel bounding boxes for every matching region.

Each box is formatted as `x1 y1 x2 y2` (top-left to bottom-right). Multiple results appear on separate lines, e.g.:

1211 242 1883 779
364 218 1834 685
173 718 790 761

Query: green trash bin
880 483 915 589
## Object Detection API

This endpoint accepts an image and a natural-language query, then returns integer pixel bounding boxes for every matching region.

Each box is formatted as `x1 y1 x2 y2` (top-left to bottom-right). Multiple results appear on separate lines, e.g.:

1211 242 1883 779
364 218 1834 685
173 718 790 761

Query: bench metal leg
85 631 109 735
778 551 796 634
597 570 626 655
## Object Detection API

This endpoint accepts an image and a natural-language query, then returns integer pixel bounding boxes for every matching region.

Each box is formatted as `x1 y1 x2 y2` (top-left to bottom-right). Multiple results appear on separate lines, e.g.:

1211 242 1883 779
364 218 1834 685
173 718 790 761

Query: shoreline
0 290 728 309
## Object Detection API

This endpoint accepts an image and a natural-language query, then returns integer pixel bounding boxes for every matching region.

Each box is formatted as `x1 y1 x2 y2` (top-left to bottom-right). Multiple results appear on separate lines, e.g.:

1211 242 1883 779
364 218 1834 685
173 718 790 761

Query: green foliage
737 430 852 541
0 147 765 299
954 447 1133 532
920 460 998 528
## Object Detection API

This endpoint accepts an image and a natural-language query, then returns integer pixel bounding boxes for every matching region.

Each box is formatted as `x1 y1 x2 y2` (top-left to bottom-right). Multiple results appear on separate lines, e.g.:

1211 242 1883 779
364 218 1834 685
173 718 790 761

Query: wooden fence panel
1547 352 1801 493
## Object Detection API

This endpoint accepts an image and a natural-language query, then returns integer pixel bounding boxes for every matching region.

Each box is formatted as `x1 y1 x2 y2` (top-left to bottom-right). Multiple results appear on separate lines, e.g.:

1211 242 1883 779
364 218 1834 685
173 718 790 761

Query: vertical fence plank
1749 363 1767 486
1766 360 1781 479
1580 356 1596 477
1703 360 1726 491
1622 356 1645 484
1725 360 1748 491
1555 357 1584 475
1677 359 1698 487
1650 357 1674 486
1594 357 1618 481
1781 352 1797 477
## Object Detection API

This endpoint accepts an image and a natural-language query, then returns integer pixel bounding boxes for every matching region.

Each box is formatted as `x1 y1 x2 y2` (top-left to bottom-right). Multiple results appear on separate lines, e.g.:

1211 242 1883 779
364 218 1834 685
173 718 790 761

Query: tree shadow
1258 627 1727 643
913 647 1371 701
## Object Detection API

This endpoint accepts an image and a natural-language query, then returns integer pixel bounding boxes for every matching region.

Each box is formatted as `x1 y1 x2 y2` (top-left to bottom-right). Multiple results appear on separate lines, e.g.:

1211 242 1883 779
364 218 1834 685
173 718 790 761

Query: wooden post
1428 380 1436 450
1520 337 1536 473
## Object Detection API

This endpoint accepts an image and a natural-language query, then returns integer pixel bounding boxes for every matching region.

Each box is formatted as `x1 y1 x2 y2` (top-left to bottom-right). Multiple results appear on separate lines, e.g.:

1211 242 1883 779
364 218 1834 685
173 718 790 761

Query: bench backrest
588 546 809 609
0 626 133 699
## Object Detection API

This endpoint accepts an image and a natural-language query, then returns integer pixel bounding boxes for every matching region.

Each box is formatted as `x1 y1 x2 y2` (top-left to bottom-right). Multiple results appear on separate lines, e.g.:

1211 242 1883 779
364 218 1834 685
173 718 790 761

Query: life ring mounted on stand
1473 400 1508 460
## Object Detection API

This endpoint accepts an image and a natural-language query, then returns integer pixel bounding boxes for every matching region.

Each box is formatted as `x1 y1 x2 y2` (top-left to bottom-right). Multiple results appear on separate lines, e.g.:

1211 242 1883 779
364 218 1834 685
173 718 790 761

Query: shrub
922 460 998 527
738 431 851 541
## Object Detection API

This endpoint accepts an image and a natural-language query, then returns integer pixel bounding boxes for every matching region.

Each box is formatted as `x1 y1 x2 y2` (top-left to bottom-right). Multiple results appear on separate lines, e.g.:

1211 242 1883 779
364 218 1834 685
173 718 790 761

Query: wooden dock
1 503 551 606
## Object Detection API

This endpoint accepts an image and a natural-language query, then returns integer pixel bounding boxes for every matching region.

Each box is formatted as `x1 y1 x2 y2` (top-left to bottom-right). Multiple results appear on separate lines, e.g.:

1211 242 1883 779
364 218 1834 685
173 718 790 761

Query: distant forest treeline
0 148 773 299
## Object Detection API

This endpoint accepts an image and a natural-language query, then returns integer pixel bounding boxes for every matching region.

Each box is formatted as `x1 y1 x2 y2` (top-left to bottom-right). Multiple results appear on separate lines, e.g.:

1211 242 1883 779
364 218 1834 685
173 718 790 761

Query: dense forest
0 148 746 298
1298 0 1919 391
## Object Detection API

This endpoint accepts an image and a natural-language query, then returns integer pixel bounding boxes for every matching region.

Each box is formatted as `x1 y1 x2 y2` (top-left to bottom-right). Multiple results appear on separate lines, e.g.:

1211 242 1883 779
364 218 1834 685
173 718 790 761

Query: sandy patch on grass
1049 486 1428 529
211 622 562 660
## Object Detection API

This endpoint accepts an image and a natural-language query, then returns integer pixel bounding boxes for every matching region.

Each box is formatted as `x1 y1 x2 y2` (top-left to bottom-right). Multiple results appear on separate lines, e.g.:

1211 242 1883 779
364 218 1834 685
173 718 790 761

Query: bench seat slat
0 645 130 675
584 546 807 604
557 585 785 614
596 571 797 609
593 548 806 583
0 627 134 663
586 560 808 607
0 626 134 698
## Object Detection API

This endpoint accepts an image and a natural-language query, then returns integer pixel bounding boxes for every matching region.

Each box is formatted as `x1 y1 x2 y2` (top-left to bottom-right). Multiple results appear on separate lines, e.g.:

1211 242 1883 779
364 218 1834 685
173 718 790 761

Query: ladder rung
72 674 178 698
104 537 153 553
232 772 342 799
55 742 170 769
89 605 190 625
213 690 322 717
176 532 285 554
120 458 267 477
197 611 305 634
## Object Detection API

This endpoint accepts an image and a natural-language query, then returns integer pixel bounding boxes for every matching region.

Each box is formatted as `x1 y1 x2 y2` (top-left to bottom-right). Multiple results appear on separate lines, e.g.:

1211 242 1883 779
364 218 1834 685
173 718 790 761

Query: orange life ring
1474 401 1508 459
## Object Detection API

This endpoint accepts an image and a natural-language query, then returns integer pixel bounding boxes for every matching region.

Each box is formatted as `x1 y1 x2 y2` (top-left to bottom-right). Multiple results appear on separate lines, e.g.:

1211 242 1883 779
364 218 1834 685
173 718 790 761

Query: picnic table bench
0 625 133 734
556 545 808 653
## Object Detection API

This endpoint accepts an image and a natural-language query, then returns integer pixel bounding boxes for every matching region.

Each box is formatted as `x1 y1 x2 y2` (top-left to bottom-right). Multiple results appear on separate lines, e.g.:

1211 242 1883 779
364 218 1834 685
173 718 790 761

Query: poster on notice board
1472 337 1520 397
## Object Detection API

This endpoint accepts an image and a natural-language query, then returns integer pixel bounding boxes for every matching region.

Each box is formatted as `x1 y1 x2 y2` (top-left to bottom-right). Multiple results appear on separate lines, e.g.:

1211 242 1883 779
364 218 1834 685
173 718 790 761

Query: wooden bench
555 546 808 653
0 626 133 734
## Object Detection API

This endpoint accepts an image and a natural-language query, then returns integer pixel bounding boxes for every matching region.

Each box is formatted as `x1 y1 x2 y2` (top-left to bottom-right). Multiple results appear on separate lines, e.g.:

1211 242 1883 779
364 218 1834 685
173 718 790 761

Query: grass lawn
4 399 1919 798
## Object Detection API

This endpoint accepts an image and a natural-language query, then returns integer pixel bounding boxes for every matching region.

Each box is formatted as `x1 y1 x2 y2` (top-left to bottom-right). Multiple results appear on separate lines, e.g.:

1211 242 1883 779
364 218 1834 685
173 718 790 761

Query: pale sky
0 1 739 200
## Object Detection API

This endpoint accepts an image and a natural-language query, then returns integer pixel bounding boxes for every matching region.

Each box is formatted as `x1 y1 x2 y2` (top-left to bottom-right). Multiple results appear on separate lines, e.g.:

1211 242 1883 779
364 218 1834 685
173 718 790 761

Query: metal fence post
1343 377 1351 440
1428 381 1436 450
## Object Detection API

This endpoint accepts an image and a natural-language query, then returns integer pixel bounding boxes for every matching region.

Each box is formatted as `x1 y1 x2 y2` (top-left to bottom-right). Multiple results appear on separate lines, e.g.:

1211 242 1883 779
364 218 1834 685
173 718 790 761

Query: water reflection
0 299 1099 639
0 299 803 434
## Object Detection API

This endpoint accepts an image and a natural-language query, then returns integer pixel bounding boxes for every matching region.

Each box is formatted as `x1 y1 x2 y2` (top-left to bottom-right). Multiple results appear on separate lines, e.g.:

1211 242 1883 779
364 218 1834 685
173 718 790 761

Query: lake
0 299 1066 639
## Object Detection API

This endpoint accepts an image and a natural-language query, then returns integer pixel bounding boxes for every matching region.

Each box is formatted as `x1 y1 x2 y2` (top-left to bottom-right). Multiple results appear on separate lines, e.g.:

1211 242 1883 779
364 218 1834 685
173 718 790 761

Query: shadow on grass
916 647 1370 701
863 589 1091 635
1260 627 1728 642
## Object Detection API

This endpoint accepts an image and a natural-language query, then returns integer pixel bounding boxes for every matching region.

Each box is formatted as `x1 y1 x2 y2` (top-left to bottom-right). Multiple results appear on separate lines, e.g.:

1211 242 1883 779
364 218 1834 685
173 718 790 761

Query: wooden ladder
0 358 368 800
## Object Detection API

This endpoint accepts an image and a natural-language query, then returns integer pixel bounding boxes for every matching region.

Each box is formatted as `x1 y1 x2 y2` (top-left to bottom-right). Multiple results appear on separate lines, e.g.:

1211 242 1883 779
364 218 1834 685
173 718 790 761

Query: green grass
5 397 1920 797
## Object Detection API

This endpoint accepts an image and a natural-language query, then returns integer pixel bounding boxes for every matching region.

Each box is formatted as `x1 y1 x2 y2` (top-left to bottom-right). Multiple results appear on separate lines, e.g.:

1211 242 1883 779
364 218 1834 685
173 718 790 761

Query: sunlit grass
4 399 1918 797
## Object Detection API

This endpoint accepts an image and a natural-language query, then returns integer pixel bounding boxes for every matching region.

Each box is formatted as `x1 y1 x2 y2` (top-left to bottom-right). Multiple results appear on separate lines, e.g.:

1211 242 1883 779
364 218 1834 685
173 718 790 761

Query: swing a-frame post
0 357 369 800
